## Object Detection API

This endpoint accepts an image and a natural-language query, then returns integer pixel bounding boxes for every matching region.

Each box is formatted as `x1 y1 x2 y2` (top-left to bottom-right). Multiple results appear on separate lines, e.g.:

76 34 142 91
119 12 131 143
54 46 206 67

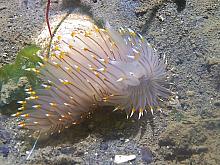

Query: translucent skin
15 17 170 134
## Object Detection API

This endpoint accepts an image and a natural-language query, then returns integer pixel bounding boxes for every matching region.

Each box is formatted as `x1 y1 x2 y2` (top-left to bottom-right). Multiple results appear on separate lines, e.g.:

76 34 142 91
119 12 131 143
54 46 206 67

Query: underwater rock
0 79 17 106
206 57 220 66
114 154 136 164
0 128 11 144
0 77 30 107
0 6 7 11
100 142 108 150
140 147 153 163
0 145 9 157
0 119 11 158
158 119 212 161
213 100 220 107
36 13 96 49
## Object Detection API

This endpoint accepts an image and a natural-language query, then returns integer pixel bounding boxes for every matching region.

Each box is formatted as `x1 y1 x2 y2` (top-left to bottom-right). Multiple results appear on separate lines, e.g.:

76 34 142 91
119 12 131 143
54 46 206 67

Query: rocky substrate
0 0 220 164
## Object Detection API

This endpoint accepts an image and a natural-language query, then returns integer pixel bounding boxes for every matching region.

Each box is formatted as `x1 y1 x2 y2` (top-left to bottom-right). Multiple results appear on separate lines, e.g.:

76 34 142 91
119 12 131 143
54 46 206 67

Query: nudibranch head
14 14 171 134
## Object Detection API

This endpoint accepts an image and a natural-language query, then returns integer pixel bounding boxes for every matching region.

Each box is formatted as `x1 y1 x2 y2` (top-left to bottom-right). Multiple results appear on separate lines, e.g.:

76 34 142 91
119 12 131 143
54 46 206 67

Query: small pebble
186 90 195 97
206 57 220 65
158 15 165 21
214 100 220 106
0 6 7 11
114 155 136 164
140 147 153 163
100 142 108 150
0 146 9 157
192 146 208 154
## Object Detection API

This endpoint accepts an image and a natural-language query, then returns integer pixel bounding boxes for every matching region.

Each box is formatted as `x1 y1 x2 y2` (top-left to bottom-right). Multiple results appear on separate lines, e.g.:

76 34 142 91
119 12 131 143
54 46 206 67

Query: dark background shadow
35 106 156 147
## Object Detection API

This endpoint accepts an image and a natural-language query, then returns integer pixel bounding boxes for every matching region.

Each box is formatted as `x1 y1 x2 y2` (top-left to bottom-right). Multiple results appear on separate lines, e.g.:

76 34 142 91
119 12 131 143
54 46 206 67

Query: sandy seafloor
0 0 220 164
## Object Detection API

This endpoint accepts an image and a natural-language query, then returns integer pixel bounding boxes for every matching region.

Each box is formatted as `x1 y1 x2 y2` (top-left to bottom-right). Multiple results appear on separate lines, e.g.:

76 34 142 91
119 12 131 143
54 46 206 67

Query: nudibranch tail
14 16 170 134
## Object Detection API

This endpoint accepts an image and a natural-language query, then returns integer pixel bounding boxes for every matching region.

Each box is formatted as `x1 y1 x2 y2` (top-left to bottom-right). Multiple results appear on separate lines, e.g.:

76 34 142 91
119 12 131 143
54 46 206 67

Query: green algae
0 45 43 114
0 45 42 88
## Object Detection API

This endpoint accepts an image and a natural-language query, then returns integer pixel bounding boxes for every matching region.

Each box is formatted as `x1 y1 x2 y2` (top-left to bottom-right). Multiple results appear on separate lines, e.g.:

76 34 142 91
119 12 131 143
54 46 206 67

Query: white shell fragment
114 155 136 164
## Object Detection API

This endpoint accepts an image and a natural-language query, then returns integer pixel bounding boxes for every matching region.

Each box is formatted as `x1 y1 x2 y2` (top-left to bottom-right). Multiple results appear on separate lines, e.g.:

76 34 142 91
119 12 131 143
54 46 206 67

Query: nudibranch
14 14 170 134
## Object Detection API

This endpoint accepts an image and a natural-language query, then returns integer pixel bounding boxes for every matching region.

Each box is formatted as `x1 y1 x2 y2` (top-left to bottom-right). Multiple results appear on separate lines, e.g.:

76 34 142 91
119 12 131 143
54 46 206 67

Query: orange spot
57 35 62 41
84 31 91 37
71 32 76 37
23 114 29 118
14 112 21 117
83 47 89 51
54 45 59 51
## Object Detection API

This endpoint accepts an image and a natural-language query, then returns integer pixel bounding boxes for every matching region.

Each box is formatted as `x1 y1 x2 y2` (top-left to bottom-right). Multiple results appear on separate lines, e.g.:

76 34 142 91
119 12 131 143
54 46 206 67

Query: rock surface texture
0 0 219 164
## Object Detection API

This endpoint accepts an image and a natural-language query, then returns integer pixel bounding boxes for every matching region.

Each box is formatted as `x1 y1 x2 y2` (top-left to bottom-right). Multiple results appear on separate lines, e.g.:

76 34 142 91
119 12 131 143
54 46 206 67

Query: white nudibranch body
14 14 170 134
